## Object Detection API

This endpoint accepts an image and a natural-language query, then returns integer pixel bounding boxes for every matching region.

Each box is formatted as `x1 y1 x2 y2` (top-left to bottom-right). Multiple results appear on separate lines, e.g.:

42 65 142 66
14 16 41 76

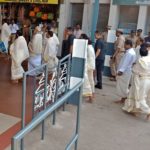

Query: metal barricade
11 54 83 150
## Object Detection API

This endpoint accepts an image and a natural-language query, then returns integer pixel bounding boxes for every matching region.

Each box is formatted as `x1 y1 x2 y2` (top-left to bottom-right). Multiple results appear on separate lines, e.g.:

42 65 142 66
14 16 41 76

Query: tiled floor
0 113 20 135
0 55 33 149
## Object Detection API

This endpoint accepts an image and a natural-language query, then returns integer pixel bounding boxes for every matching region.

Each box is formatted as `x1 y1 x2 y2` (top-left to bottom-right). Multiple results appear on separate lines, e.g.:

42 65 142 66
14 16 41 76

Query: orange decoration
34 7 40 13
41 14 48 20
29 11 35 17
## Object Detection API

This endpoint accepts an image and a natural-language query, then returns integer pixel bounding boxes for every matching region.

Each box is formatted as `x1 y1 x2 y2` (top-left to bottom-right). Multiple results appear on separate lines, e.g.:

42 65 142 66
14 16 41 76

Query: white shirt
9 24 19 34
117 48 136 73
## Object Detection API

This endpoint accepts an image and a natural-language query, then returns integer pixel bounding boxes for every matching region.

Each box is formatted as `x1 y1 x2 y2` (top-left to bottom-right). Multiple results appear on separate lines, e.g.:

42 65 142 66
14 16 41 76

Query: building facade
109 0 150 35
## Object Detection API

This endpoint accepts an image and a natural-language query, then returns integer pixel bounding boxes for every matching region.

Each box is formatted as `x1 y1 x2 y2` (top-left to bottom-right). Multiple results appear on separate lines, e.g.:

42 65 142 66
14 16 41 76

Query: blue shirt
94 39 105 60
117 48 136 73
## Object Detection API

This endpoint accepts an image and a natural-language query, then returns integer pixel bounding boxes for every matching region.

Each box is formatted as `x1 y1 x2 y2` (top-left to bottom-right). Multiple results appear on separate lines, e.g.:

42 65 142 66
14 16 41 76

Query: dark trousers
96 59 104 87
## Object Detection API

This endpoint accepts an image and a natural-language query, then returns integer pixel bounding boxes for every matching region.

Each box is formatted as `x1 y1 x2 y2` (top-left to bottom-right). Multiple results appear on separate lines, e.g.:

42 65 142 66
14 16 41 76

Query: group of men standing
110 28 150 119
0 19 59 83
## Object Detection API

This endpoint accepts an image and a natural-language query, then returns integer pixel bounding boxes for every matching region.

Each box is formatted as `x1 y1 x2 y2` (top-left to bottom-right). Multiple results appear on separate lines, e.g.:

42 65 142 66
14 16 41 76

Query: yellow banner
0 0 58 4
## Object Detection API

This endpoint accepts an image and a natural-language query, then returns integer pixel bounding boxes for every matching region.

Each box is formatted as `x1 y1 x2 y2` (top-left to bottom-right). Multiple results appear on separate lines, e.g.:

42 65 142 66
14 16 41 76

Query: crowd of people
1 17 150 118
0 19 59 83
110 28 150 120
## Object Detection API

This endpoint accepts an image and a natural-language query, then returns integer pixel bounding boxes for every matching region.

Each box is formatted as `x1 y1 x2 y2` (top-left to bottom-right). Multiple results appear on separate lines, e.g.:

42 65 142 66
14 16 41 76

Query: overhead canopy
113 0 150 5
0 0 58 4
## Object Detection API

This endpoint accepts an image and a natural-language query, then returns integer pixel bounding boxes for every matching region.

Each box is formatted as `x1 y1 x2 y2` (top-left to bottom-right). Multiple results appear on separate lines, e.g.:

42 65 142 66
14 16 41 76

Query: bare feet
11 80 18 84
86 96 93 103
114 98 126 104
92 93 95 99
146 114 150 120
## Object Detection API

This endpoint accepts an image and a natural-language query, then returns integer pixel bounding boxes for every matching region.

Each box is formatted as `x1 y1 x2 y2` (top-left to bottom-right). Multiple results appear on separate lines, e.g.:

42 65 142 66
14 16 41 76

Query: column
82 0 93 37
137 5 148 32
57 0 71 56
108 0 120 30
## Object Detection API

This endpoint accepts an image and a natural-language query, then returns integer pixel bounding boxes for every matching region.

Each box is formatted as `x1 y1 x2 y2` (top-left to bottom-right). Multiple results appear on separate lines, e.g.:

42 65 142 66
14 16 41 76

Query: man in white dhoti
115 40 136 103
1 19 11 53
28 26 43 76
43 30 58 73
80 34 95 103
123 43 150 118
10 30 29 83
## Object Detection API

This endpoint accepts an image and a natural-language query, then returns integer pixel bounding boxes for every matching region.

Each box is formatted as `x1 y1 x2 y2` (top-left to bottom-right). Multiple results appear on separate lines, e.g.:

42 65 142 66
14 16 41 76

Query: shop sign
0 0 58 4
113 0 150 5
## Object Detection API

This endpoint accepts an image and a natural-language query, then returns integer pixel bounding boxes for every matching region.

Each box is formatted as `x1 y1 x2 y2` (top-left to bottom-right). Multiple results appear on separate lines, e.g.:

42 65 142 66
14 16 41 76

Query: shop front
0 0 60 33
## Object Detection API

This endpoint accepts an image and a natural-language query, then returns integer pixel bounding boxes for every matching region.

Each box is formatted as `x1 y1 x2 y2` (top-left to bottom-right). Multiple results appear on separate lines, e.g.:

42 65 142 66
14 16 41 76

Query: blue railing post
91 0 100 44
21 73 27 150
52 61 61 125
74 86 83 150
41 65 48 140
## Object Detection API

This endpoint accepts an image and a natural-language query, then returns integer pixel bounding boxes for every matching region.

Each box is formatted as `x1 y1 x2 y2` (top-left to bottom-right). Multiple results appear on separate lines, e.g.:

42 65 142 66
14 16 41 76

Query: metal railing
11 55 83 150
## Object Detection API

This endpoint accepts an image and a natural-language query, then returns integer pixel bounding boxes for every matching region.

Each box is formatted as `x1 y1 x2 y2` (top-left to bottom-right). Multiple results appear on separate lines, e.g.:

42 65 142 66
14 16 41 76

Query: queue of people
109 28 150 120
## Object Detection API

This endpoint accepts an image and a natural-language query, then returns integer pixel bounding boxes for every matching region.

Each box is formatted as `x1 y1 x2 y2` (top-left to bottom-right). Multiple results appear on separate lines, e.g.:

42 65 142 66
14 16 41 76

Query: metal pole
63 56 71 111
41 65 48 140
21 73 27 150
32 77 36 119
52 62 61 125
91 0 100 44
75 86 83 150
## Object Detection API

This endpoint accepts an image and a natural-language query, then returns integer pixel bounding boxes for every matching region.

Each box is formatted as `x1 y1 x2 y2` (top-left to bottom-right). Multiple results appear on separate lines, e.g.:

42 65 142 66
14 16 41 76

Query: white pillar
82 1 93 37
57 0 71 56
108 0 120 30
137 6 148 33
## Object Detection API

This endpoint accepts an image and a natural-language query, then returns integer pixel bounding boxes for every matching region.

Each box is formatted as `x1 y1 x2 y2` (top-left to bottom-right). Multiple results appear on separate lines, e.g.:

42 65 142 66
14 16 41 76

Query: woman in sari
80 34 95 103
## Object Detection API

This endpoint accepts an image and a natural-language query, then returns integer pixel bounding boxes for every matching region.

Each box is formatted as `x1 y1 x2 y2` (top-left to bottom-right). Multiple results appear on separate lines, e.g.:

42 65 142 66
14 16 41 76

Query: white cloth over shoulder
1 23 11 52
28 33 43 56
28 33 43 76
53 33 60 53
10 36 29 80
134 45 141 61
43 37 58 72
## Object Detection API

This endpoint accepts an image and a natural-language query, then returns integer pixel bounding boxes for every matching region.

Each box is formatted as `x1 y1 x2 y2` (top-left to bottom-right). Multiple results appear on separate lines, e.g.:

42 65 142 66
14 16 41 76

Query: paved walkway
6 78 150 150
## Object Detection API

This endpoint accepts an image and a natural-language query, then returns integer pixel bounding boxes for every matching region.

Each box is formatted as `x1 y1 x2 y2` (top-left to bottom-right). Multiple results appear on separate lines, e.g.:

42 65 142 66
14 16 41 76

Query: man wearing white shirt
115 40 136 103
9 20 19 43
74 24 83 39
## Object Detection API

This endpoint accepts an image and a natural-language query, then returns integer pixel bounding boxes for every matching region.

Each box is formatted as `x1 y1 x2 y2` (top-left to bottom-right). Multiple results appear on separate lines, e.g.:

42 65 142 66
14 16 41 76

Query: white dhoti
10 36 29 80
123 77 150 114
1 23 11 53
116 71 131 98
11 59 24 80
28 54 42 76
83 70 93 97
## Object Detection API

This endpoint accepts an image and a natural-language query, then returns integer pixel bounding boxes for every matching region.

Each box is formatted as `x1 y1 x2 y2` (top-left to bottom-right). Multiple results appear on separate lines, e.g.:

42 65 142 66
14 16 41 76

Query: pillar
137 5 148 33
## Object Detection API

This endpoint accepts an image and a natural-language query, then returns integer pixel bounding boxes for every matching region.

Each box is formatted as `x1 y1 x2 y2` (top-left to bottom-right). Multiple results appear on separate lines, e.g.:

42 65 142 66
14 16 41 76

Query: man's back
95 38 105 60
